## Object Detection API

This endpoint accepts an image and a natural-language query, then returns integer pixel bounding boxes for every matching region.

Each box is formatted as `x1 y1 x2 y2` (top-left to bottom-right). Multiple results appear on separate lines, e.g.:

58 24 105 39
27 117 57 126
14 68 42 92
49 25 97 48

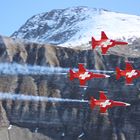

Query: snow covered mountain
12 6 140 48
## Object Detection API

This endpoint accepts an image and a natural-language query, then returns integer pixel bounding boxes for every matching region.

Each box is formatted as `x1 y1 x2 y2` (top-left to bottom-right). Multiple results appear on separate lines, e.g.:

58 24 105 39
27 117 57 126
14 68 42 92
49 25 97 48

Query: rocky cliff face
0 35 140 140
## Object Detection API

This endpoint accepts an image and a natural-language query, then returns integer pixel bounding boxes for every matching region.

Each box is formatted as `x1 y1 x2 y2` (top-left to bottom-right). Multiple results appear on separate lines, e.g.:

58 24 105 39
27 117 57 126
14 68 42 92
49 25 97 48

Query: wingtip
125 83 134 86
79 85 88 88
100 112 108 115
125 103 131 106
99 91 107 93
105 74 110 78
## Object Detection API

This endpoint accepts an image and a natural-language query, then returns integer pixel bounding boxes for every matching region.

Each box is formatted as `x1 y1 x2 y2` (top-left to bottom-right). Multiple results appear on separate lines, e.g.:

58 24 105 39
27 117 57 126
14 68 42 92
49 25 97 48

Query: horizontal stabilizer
92 37 97 49
90 97 96 110
116 67 121 80
69 69 75 80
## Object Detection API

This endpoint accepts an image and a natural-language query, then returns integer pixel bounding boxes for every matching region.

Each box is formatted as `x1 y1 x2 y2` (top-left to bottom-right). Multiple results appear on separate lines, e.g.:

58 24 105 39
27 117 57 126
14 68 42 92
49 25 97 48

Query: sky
0 0 140 36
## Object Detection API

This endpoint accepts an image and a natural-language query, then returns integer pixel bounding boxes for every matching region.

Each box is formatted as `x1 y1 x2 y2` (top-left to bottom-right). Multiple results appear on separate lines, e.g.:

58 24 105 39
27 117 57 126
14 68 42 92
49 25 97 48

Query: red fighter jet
91 31 128 55
69 64 110 87
116 62 140 85
90 91 130 113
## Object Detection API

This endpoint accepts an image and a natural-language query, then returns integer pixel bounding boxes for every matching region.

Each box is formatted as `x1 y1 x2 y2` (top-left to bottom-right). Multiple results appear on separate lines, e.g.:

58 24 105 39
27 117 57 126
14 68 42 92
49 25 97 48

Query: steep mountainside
12 6 140 47
0 36 139 140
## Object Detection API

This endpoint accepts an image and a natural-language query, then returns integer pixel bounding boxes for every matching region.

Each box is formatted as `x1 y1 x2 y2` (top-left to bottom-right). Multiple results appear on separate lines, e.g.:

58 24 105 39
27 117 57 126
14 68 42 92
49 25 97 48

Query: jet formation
67 31 131 114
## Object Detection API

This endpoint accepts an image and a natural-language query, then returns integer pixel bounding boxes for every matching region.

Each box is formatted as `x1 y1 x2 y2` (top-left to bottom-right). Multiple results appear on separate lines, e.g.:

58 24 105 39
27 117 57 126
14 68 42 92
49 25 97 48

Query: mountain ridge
12 6 140 48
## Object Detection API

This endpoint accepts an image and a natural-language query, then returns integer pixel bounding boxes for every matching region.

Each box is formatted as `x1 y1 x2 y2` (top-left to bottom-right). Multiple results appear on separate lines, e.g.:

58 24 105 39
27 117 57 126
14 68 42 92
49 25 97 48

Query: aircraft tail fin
69 69 75 80
116 67 121 80
101 31 108 40
78 63 86 72
92 37 97 49
90 97 96 110
99 91 107 100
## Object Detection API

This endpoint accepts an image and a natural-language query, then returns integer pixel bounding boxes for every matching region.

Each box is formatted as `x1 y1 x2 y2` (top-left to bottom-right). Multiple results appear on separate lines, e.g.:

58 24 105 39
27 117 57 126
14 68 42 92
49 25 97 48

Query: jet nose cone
105 75 110 78
125 103 131 106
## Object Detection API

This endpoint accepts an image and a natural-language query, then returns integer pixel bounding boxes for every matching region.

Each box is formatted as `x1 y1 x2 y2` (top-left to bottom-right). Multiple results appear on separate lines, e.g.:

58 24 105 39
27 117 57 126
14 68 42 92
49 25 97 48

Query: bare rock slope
0 36 140 140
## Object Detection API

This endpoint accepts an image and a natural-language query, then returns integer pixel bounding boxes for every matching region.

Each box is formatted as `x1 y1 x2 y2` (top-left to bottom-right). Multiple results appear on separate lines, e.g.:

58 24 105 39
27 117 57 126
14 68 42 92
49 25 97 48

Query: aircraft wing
100 107 108 113
101 46 110 55
78 64 86 72
125 77 133 85
79 79 87 86
126 62 133 70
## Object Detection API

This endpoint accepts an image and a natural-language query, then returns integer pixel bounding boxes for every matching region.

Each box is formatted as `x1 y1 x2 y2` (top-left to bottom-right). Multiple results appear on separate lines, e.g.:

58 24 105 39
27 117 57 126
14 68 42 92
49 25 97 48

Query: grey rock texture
0 36 139 140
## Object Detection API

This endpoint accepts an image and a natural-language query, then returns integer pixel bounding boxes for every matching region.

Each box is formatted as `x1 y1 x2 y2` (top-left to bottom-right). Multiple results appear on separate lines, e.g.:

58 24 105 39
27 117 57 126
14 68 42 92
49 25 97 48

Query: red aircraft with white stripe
116 62 140 85
69 64 110 87
90 91 130 113
91 31 128 55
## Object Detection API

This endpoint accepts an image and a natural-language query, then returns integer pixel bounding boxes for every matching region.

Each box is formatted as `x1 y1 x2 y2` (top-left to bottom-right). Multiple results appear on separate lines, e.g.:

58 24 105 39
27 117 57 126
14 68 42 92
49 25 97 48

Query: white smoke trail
0 92 89 103
90 69 115 73
0 63 68 75
0 63 114 75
